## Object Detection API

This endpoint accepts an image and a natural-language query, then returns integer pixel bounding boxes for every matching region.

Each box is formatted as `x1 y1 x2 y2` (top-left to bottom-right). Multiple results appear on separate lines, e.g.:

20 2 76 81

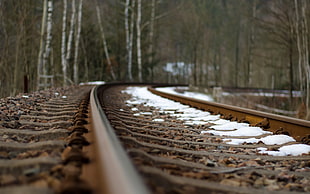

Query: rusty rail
88 85 149 194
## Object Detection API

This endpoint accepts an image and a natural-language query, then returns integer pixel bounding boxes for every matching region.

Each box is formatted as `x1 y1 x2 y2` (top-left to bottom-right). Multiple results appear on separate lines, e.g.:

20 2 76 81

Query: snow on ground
156 87 214 101
79 81 106 85
223 135 296 145
123 87 216 126
257 144 310 156
202 126 272 137
122 86 310 156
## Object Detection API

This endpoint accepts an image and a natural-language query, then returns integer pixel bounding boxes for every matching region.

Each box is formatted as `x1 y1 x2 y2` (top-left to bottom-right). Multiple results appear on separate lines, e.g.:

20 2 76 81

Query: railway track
0 83 309 193
98 84 309 193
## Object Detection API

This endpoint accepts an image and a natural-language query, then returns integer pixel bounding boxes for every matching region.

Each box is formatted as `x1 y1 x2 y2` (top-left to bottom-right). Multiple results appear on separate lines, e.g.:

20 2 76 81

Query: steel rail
89 85 149 194
148 87 310 141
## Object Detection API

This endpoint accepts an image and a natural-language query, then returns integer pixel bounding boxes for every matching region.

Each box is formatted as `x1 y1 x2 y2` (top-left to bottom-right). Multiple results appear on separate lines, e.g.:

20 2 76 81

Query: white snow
131 107 139 111
210 121 250 130
258 144 310 156
209 119 230 125
140 112 152 115
260 135 296 145
22 95 29 98
122 87 214 124
61 96 67 99
79 81 106 85
223 135 296 145
153 118 165 122
201 127 272 137
122 86 309 156
156 87 214 101
223 138 258 145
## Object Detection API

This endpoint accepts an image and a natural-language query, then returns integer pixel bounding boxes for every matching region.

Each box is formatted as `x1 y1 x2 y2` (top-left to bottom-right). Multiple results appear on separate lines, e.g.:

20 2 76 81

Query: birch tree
36 0 53 90
294 0 310 118
66 0 76 82
42 0 53 79
73 0 83 84
246 0 257 87
136 0 142 82
147 0 156 80
95 0 116 80
125 0 133 81
37 0 47 90
61 0 67 86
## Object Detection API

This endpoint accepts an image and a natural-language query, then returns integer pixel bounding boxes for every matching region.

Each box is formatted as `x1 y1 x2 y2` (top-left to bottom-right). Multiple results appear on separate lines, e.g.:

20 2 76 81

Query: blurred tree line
0 0 309 117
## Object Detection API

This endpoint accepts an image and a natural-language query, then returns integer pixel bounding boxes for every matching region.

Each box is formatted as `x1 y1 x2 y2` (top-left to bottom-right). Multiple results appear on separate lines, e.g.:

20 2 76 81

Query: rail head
90 85 149 194
148 86 310 141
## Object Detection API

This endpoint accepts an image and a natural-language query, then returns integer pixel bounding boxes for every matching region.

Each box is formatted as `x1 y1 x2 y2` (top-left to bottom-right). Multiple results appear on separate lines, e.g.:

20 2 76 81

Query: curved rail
89 85 149 194
148 87 310 141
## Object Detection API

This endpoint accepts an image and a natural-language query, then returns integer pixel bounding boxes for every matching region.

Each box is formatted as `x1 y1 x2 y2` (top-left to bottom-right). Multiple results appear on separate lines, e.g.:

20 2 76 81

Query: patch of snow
122 86 309 156
260 135 296 145
210 121 250 130
153 118 164 122
202 127 272 137
122 87 212 125
258 144 310 156
223 135 296 145
131 107 138 111
79 81 105 85
223 138 259 145
140 112 152 115
156 87 214 101
209 119 230 125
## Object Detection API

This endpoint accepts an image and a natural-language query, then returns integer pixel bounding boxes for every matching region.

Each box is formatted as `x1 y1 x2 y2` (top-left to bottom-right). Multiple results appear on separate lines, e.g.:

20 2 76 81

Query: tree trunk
125 0 133 81
301 0 310 118
246 0 256 87
129 0 136 80
234 21 240 87
295 0 310 118
95 1 116 80
37 0 47 90
66 0 76 83
147 0 156 81
294 0 303 93
73 0 83 84
42 0 53 87
61 0 67 86
136 0 142 82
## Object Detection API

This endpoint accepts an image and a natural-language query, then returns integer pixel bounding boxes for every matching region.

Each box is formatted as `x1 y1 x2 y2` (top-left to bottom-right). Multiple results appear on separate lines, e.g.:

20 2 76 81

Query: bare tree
246 0 257 87
136 0 142 82
95 0 116 80
147 0 156 80
125 0 132 81
73 0 83 84
37 0 47 90
61 0 68 86
66 0 76 83
42 0 53 81
36 0 53 90
294 0 310 118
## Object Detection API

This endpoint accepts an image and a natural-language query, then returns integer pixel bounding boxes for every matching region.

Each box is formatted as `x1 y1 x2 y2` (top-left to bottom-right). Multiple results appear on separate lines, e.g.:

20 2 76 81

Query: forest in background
0 0 309 118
